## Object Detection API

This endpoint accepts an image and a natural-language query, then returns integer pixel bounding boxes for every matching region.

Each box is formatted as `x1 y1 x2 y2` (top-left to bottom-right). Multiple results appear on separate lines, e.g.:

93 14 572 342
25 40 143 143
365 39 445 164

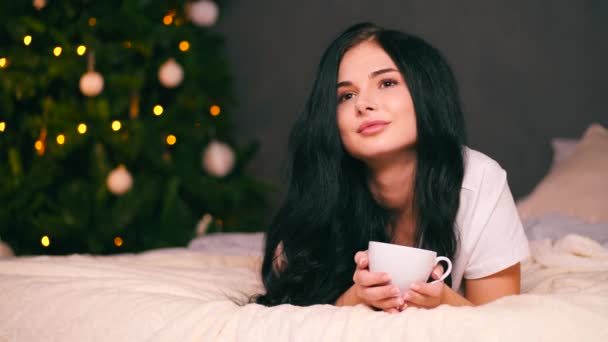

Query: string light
53 47 62 57
41 235 50 247
0 122 5 132
114 237 123 247
88 17 97 26
23 35 32 46
0 57 6 68
112 120 121 131
77 123 87 134
153 105 164 116
123 41 132 48
34 140 43 151
56 134 65 145
210 105 220 116
163 15 173 25
179 41 190 52
77 45 86 55
166 134 176 145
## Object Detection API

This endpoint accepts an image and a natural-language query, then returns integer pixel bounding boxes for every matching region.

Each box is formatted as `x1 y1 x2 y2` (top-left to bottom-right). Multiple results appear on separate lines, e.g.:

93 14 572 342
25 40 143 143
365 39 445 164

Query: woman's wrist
440 283 473 307
335 285 359 306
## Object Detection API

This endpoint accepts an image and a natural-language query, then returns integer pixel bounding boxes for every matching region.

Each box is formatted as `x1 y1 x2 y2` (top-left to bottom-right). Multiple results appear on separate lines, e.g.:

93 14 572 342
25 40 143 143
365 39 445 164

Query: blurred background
1 0 606 256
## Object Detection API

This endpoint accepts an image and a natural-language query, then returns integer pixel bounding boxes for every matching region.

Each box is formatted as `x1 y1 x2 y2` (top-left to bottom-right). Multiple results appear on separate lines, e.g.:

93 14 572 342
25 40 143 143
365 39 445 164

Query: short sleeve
464 171 531 279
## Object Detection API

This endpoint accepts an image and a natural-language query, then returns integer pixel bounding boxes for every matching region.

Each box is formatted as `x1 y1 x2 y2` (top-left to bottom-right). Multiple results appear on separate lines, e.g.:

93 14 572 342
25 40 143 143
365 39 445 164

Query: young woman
254 22 529 313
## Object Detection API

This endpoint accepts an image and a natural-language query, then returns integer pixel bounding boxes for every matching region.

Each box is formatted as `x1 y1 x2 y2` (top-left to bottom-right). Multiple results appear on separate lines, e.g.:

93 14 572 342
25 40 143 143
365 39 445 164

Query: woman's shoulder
461 146 507 192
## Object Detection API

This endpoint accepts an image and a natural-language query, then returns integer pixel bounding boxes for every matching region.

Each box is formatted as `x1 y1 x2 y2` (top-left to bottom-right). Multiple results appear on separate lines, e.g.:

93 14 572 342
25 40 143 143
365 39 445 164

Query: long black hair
254 22 466 306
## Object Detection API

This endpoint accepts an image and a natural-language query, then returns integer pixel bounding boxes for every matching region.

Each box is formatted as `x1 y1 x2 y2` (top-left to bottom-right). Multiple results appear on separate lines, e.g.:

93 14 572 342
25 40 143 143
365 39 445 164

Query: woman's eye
380 79 397 88
338 92 354 103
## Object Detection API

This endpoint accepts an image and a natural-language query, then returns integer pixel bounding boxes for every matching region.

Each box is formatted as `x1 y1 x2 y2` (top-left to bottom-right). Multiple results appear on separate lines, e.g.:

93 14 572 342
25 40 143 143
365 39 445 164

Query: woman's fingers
430 264 444 280
354 268 390 287
360 283 400 301
353 250 405 311
403 289 428 308
364 290 403 310
354 250 369 269
410 281 443 298
403 282 444 309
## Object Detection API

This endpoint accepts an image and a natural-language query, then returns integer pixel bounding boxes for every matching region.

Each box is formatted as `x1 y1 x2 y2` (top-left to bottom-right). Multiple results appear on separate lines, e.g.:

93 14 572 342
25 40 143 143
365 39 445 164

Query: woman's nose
355 94 377 114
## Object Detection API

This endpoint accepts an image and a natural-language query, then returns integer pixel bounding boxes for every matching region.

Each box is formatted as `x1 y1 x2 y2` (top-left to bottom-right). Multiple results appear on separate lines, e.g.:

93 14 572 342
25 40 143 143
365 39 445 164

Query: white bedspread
1 234 607 341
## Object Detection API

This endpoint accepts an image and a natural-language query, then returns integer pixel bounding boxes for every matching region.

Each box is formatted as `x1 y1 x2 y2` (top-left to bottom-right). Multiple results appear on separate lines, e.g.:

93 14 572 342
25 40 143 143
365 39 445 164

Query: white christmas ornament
79 71 104 97
107 165 133 195
158 58 184 88
202 140 235 177
0 240 14 258
33 0 46 10
187 0 219 27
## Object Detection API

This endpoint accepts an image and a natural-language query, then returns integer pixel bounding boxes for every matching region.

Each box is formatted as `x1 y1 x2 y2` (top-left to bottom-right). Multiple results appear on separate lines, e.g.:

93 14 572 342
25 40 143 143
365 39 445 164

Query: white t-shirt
450 147 530 294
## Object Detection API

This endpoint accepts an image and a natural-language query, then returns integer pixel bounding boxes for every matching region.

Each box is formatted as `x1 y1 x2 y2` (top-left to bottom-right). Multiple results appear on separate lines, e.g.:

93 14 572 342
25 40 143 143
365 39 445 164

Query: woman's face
336 41 417 162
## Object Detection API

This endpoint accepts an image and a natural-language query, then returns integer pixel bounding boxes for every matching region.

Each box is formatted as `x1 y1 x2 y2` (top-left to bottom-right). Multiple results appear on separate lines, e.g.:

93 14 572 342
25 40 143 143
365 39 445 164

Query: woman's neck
367 151 417 245
367 151 416 215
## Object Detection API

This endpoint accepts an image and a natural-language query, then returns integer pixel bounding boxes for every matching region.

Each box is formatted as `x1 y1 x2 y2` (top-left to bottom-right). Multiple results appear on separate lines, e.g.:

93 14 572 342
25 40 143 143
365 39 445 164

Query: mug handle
429 256 452 284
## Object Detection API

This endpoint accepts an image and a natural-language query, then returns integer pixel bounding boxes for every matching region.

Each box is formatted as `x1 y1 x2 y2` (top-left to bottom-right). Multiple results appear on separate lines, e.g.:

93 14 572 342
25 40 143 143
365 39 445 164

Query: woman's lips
357 120 390 135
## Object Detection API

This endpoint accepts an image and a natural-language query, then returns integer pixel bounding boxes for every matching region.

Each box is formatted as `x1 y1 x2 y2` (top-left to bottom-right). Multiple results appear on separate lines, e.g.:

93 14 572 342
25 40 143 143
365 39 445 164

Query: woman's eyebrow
337 68 399 88
370 68 399 78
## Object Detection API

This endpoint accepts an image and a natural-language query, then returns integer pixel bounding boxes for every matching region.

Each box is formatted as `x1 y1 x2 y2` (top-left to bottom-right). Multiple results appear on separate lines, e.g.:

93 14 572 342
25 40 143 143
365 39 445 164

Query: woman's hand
400 265 445 310
352 251 404 313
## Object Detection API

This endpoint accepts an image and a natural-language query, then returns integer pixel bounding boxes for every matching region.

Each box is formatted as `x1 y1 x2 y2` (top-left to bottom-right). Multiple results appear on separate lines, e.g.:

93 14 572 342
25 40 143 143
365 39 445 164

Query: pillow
517 123 608 224
550 138 578 169
523 214 608 248
188 232 264 256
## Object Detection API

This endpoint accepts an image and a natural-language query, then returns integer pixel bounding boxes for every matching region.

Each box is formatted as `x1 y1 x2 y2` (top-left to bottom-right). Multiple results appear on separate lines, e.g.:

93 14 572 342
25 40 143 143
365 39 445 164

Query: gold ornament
33 0 46 10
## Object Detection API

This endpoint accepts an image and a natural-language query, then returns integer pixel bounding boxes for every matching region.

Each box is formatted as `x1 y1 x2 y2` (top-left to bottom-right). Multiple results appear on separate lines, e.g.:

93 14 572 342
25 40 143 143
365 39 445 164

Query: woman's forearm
335 285 361 306
441 284 474 307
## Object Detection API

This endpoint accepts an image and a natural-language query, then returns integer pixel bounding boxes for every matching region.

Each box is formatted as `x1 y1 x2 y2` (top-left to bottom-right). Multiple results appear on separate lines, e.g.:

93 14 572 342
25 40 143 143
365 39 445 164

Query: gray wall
216 0 608 223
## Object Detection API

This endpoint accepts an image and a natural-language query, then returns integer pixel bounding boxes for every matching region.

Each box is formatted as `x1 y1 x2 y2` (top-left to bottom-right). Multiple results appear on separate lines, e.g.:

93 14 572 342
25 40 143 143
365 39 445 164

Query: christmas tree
0 0 271 256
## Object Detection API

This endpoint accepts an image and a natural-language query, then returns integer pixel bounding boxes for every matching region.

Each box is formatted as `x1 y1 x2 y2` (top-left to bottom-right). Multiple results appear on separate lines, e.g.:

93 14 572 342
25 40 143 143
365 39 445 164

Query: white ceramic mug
367 241 453 293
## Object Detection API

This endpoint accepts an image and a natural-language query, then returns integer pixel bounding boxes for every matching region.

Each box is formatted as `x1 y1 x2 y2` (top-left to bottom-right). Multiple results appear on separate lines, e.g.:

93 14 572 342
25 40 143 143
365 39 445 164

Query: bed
1 123 607 341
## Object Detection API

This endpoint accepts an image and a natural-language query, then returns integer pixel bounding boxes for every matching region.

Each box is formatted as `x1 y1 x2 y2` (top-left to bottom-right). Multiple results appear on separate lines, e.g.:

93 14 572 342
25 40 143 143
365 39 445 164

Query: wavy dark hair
254 22 466 306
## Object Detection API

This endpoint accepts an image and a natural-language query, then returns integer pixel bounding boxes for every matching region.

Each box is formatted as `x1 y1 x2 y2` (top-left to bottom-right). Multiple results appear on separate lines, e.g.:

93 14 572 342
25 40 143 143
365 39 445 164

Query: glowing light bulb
53 47 62 57
35 140 43 151
77 45 86 55
209 105 220 116
166 134 176 145
0 57 6 68
89 17 97 26
163 15 173 25
23 35 32 46
0 122 5 132
78 123 87 134
112 120 121 131
153 105 164 116
41 235 50 247
56 134 65 145
179 41 190 52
